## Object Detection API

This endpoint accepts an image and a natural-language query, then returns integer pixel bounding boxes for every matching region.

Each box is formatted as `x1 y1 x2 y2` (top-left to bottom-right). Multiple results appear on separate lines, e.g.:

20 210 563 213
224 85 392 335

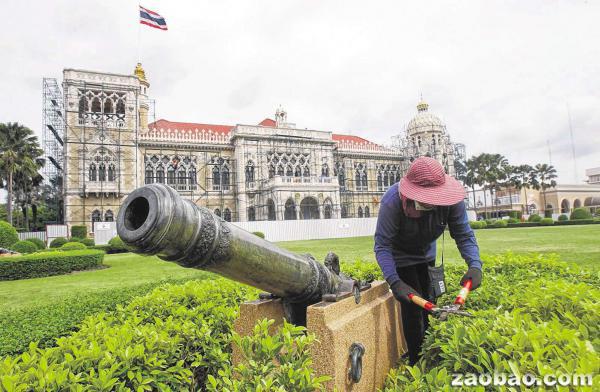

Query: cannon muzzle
117 184 355 305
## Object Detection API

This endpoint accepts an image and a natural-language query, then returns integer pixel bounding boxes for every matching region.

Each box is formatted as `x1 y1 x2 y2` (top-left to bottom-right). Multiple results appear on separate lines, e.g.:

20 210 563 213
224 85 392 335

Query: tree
462 156 481 217
512 164 534 214
0 123 45 226
532 163 558 216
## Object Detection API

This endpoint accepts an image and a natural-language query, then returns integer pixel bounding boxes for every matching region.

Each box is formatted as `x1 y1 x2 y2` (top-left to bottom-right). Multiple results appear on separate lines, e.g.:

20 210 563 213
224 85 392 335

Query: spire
134 63 147 82
417 96 429 112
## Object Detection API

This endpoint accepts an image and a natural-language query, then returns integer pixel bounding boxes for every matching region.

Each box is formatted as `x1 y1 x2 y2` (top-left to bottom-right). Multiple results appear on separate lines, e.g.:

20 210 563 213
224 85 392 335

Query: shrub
507 217 520 224
10 240 38 254
469 221 487 229
49 237 68 248
207 319 329 391
252 231 265 239
570 207 592 220
544 209 553 218
79 237 95 246
60 241 87 251
0 221 19 248
70 225 87 239
540 217 554 226
492 219 508 228
484 219 495 225
554 219 598 226
507 222 540 228
528 214 542 222
0 250 104 281
23 237 46 250
558 214 569 221
70 237 83 243
107 236 130 253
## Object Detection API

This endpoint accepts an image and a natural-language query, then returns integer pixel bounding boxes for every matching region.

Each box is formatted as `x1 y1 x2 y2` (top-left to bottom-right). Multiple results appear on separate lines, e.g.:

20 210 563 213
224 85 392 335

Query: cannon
117 184 405 391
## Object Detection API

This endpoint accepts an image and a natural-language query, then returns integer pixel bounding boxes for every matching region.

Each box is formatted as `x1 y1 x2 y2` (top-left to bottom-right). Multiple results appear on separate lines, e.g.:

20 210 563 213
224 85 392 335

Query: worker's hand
460 267 482 290
390 279 418 304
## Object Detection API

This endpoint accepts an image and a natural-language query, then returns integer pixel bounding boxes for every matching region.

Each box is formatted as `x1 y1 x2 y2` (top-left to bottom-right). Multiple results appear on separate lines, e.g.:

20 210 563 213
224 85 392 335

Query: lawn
1 225 597 311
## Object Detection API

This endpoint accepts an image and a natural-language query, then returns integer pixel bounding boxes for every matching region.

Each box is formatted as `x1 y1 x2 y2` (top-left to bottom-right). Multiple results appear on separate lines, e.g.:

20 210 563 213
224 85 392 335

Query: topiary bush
10 240 38 254
79 237 95 247
107 236 130 253
0 221 19 249
570 207 592 220
252 231 265 239
61 242 87 251
70 225 87 239
0 250 104 281
469 221 487 229
528 214 542 222
492 219 508 228
558 214 569 221
539 217 554 226
23 237 46 250
507 217 520 224
49 237 68 248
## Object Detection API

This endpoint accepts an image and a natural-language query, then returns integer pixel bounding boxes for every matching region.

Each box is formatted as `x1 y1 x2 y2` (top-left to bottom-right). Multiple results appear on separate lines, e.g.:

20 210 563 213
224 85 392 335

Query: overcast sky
2 0 598 183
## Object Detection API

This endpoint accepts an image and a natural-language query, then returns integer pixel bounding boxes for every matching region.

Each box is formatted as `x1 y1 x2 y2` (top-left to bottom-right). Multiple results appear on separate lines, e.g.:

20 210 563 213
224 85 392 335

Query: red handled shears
408 279 473 320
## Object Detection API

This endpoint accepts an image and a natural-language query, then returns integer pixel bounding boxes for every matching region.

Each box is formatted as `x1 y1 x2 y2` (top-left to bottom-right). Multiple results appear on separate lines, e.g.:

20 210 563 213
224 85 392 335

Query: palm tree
463 156 481 217
532 163 558 216
512 164 534 215
0 122 45 226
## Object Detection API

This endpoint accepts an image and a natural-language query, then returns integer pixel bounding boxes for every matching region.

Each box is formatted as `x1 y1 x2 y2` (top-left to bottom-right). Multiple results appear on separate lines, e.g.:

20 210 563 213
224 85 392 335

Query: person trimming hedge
374 157 483 365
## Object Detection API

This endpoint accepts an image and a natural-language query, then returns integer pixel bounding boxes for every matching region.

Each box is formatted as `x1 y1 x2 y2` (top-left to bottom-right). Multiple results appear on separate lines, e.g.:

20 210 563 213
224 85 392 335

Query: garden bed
0 250 104 281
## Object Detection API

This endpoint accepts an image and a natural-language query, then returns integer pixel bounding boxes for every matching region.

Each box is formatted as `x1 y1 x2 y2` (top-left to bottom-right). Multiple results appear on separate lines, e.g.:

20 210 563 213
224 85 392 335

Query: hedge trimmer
408 279 473 320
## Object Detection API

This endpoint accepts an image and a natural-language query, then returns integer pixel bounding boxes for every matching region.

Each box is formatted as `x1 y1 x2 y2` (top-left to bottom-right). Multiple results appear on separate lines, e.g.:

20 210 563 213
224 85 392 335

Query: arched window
358 206 364 218
89 163 97 181
267 199 276 221
336 163 346 190
377 169 383 191
560 199 570 214
284 198 296 220
177 168 187 188
355 163 368 191
189 166 196 185
107 164 116 182
245 161 255 184
103 98 113 114
98 163 106 181
104 210 114 222
214 208 221 217
321 164 329 177
268 164 276 179
286 165 294 177
573 199 582 208
116 99 125 115
91 210 101 231
156 165 165 183
221 166 230 190
341 204 348 218
145 164 153 184
248 207 256 221
365 206 370 218
167 166 176 185
79 97 88 117
91 97 101 113
223 208 232 222
277 165 284 176
212 166 221 190
300 197 319 220
323 199 333 219
294 166 302 177
303 167 310 177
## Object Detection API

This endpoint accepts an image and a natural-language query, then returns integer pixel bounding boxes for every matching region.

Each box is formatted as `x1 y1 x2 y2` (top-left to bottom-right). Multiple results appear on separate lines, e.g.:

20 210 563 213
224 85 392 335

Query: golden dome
134 63 147 81
417 99 429 112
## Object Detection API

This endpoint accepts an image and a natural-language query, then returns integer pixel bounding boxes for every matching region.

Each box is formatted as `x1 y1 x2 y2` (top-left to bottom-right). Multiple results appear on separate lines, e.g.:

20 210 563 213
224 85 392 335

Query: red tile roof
149 119 234 134
332 134 375 144
258 118 276 127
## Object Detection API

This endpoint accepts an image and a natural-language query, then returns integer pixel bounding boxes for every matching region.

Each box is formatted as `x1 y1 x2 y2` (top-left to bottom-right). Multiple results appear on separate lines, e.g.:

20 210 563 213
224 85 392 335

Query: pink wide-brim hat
399 156 466 206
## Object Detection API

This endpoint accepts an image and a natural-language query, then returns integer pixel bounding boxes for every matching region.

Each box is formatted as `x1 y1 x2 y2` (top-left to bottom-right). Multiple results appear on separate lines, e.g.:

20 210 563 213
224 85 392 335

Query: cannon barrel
116 184 351 304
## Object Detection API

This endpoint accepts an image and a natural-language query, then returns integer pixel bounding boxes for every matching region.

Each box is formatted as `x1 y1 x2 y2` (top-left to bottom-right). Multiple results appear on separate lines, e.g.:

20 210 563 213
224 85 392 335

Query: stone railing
335 140 396 154
141 128 232 144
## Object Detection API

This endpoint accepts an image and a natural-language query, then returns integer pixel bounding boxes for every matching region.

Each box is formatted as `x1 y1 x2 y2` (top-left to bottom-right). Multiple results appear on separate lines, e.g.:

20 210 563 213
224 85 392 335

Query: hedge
469 221 487 229
558 214 569 221
70 225 87 239
0 250 104 281
0 276 211 356
539 217 554 226
49 237 68 248
23 237 45 250
0 221 19 249
570 207 592 220
492 219 508 228
107 236 131 253
9 240 38 254
507 222 541 228
79 237 94 246
60 241 87 251
528 214 542 222
555 219 599 226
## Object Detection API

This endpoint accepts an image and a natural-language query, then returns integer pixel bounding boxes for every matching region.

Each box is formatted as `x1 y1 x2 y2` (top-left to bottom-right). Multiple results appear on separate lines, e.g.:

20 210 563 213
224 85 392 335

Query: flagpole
137 3 141 63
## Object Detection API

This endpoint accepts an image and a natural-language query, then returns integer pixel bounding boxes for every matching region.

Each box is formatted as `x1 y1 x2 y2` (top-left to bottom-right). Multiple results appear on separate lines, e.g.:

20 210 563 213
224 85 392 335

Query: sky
2 0 599 184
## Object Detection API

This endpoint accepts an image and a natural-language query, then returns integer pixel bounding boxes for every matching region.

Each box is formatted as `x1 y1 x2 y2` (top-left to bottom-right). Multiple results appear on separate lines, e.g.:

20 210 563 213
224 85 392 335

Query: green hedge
60 241 87 251
492 219 508 228
70 225 87 239
558 214 569 221
570 207 592 220
469 221 487 229
507 222 541 228
107 236 131 253
555 219 598 226
9 240 38 254
24 237 46 250
49 237 68 248
0 250 104 281
79 237 94 246
528 214 542 222
0 221 19 249
0 276 210 356
539 217 554 226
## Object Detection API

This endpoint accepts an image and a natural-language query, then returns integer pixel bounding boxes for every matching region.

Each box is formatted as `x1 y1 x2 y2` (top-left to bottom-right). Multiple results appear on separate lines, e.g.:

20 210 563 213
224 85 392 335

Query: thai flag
139 6 168 30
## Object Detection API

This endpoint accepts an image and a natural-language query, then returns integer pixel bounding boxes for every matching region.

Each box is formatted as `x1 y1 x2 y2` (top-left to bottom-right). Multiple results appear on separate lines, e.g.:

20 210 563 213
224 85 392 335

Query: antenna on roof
566 102 578 182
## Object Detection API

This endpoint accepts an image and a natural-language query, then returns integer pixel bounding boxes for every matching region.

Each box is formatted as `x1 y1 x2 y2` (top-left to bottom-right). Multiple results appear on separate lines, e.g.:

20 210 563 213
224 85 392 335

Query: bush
469 221 487 229
544 209 553 218
107 236 130 253
528 214 542 222
252 231 265 239
492 219 508 228
0 250 104 281
554 219 598 226
558 214 569 221
539 217 554 226
0 221 19 248
70 225 87 239
0 276 211 356
23 237 46 250
49 237 68 248
570 207 592 220
507 222 540 228
484 219 495 225
60 241 87 251
78 237 95 246
10 240 38 254
70 237 83 243
507 217 520 224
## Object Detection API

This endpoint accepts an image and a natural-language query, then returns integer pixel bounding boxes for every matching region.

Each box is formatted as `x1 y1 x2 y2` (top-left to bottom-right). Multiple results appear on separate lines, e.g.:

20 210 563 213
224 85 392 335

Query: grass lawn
1 225 597 311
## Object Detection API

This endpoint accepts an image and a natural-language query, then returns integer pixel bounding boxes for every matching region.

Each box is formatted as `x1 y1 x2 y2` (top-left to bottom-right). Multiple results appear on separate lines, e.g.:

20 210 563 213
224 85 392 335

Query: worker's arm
447 201 482 270
374 189 402 286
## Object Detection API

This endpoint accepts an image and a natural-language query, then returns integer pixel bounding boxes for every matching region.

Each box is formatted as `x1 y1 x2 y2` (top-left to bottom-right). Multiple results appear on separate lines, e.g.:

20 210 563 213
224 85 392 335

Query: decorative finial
417 96 428 112
134 63 147 81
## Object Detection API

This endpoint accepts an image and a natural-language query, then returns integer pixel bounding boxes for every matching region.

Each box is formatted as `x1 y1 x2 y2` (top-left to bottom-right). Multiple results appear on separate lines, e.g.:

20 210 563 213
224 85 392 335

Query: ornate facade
61 65 461 231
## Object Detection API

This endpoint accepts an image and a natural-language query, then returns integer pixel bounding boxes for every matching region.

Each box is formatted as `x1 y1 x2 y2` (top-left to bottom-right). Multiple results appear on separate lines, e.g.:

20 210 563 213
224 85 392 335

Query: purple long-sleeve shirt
374 184 482 286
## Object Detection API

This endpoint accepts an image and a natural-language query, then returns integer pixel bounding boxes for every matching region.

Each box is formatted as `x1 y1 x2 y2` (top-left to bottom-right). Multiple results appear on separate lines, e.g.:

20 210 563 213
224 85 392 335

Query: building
586 167 600 184
47 64 462 232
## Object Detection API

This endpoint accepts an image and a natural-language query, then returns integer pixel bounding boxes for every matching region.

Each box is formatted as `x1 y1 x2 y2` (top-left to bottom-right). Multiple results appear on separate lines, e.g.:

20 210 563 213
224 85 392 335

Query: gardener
374 156 483 365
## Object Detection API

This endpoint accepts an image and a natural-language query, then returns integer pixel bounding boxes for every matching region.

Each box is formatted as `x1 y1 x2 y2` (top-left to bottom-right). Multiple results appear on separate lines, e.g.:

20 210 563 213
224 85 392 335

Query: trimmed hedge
0 250 104 281
507 222 541 228
0 221 19 249
507 217 520 224
70 225 87 239
555 219 598 226
570 207 592 220
24 237 46 250
49 237 68 248
9 240 38 254
60 241 87 251
528 214 542 222
469 221 487 229
107 236 130 253
79 237 94 246
492 219 508 228
558 214 569 221
540 217 554 226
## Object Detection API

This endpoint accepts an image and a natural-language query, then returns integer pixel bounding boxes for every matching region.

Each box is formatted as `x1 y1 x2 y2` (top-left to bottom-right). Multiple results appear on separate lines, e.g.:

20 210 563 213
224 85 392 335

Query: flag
139 6 168 30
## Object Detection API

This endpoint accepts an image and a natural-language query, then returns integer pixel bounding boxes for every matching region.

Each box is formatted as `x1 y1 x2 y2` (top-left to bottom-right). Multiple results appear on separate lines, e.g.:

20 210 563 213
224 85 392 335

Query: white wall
232 217 378 242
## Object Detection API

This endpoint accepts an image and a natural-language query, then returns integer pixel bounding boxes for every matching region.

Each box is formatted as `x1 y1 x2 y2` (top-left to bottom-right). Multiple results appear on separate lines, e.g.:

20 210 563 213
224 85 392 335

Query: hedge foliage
469 221 487 229
79 237 95 246
23 237 45 250
60 241 87 251
528 214 542 222
540 217 555 226
49 237 68 248
558 214 569 221
0 221 18 249
0 276 211 356
9 240 38 254
571 207 592 220
492 219 508 228
70 225 87 239
0 250 104 281
107 236 130 253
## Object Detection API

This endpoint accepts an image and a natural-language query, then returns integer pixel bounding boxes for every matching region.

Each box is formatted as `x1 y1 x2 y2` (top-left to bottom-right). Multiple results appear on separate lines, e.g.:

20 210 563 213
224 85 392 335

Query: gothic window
269 164 276 179
294 165 302 177
167 166 176 185
248 207 256 221
358 206 363 218
336 162 346 190
223 208 232 222
355 163 368 191
365 206 370 217
267 199 276 221
377 168 383 191
284 198 296 220
89 163 97 181
341 204 348 218
189 166 196 185
212 166 221 190
177 167 187 185
214 208 221 217
107 164 116 182
303 167 310 177
145 164 153 184
323 199 333 219
417 136 422 147
116 99 125 115
286 165 294 177
245 161 255 184
91 97 101 113
79 96 88 117
221 166 230 190
104 210 114 222
104 98 113 114
277 165 284 176
321 164 329 177
156 164 165 183
91 210 101 231
98 163 106 181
